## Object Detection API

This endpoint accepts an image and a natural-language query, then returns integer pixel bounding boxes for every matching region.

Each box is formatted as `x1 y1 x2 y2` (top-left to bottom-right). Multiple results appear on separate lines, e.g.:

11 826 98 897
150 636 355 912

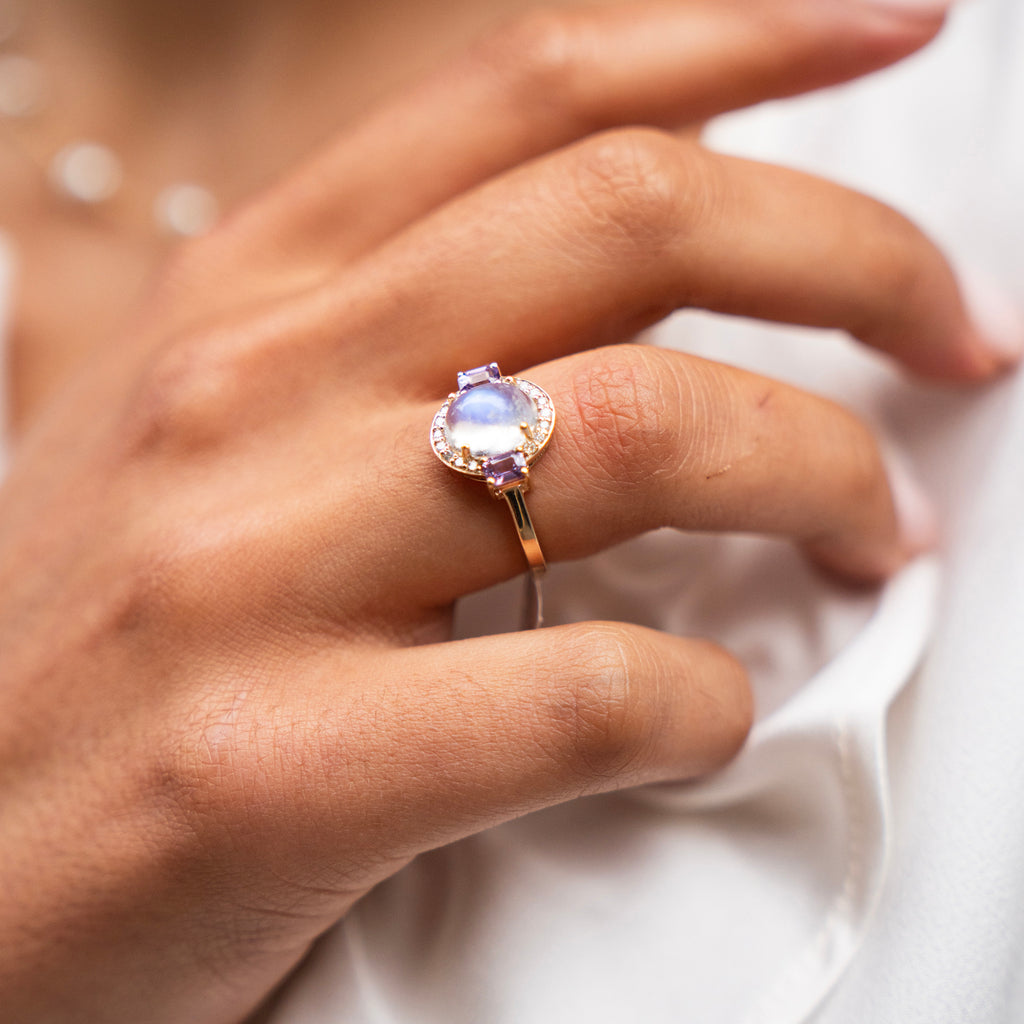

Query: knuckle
148 229 237 310
829 407 886 510
851 206 932 335
681 361 750 480
156 213 256 291
475 8 591 122
564 348 683 491
867 213 926 296
548 623 659 783
691 640 753 762
121 327 260 456
566 129 685 256
100 495 273 647
148 689 281 829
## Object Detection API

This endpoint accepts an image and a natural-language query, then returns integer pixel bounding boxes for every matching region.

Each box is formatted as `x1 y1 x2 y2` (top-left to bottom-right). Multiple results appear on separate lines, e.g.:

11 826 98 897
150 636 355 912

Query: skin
0 0 1012 1021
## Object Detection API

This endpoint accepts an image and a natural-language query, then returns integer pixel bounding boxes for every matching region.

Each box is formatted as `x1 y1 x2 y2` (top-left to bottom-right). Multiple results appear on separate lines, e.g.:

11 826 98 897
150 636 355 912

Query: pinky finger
281 623 752 864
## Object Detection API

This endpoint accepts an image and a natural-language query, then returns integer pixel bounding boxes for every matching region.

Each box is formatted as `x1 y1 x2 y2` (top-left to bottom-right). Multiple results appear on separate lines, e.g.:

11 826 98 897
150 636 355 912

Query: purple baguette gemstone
457 362 501 391
483 451 528 490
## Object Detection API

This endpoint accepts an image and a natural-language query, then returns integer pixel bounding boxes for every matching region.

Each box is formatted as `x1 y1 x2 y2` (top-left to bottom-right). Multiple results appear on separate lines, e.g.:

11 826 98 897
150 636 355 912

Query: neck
0 0 557 435
20 0 531 205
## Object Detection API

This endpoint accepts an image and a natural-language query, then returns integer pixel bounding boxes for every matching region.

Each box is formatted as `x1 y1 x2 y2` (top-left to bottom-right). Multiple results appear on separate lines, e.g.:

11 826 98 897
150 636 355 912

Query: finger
237 0 949 263
258 622 751 869
360 346 932 609
343 129 1007 384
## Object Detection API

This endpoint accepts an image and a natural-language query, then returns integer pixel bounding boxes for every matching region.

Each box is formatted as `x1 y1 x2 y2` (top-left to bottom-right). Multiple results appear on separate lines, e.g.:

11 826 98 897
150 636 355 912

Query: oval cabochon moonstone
444 381 538 458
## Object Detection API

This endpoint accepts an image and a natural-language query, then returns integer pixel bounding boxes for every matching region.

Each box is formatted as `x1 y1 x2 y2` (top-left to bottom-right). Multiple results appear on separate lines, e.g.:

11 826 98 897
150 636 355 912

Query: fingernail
958 266 1024 367
885 450 940 555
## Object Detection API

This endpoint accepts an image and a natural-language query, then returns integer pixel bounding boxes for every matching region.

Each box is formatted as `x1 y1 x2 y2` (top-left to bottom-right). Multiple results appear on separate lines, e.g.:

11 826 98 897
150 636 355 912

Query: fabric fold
638 558 939 1024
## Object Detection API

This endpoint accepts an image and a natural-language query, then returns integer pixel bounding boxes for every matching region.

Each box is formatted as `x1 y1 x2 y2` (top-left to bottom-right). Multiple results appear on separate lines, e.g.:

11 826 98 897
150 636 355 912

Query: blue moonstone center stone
444 381 538 458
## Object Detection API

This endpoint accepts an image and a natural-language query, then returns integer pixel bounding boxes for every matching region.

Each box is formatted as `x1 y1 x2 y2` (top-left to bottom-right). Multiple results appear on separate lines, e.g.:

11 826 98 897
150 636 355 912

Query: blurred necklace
0 0 219 237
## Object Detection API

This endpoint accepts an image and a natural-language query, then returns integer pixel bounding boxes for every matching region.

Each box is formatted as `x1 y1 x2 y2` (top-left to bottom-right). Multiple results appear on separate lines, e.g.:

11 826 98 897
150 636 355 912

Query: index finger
242 0 950 264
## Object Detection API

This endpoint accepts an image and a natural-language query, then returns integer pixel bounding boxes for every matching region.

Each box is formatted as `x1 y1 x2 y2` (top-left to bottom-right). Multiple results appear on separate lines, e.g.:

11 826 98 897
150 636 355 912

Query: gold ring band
500 485 546 574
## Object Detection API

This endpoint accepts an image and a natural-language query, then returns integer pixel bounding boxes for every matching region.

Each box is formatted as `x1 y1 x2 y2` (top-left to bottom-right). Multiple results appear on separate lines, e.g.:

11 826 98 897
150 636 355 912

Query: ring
430 362 555 626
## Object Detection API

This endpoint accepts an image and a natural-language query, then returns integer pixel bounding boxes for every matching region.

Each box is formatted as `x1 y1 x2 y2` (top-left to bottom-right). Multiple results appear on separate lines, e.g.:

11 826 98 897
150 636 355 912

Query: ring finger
358 343 932 616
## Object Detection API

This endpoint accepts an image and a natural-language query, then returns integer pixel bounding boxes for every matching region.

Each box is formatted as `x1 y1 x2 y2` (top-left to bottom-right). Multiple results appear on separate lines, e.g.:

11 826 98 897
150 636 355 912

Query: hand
0 1 1006 1021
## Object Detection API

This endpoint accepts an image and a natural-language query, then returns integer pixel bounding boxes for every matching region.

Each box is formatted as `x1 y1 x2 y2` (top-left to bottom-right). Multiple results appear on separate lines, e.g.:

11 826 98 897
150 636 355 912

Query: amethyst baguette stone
444 380 538 459
457 362 501 391
483 451 529 491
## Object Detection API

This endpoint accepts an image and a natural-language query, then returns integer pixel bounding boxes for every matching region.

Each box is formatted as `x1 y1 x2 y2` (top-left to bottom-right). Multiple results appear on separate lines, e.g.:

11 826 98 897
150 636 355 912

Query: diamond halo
430 363 555 484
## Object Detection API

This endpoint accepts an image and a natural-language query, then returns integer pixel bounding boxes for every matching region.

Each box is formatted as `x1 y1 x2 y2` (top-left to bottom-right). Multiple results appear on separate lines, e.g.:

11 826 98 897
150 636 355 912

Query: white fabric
265 3 1024 1022
1 3 1021 1020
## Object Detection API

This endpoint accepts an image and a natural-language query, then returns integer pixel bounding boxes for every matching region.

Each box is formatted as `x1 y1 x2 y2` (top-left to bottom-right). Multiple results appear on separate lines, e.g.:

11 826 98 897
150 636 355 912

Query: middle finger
342 128 1003 386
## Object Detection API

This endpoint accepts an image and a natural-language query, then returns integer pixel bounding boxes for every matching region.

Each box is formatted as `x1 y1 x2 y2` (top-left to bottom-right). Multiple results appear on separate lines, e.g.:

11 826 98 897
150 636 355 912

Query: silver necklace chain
0 1 219 237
